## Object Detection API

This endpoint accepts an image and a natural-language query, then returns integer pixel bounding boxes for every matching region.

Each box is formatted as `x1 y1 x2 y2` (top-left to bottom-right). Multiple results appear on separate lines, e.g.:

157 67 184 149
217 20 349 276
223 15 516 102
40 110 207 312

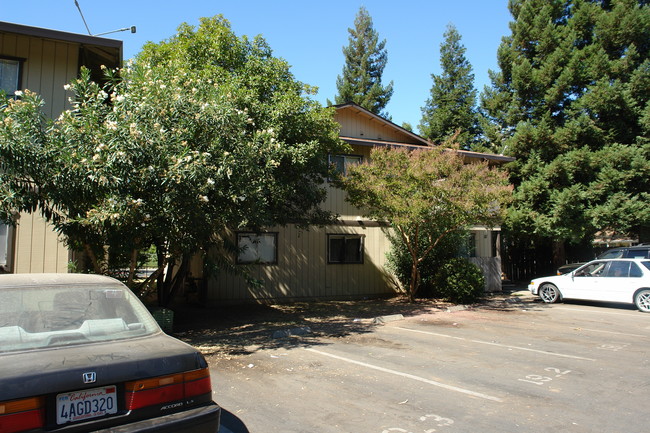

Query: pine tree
420 24 479 148
334 6 394 118
481 0 650 262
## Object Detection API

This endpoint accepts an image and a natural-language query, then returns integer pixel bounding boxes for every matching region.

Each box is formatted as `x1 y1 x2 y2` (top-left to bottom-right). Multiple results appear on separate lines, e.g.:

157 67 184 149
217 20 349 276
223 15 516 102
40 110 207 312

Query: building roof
0 21 122 69
334 102 515 165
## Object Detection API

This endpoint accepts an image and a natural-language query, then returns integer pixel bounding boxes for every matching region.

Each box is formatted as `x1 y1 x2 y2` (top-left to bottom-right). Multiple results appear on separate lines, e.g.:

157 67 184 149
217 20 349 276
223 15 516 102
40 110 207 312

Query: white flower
116 95 125 103
207 178 215 185
63 84 71 91
14 90 23 96
199 195 209 203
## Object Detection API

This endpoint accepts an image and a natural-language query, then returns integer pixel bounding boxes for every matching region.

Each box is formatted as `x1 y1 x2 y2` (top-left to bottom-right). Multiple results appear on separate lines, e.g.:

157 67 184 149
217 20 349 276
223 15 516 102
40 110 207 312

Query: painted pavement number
518 367 572 385
382 413 454 433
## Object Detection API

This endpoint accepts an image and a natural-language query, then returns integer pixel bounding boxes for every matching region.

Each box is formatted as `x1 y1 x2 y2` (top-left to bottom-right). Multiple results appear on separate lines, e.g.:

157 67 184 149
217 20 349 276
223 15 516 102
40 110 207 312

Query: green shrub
386 228 467 298
433 258 485 304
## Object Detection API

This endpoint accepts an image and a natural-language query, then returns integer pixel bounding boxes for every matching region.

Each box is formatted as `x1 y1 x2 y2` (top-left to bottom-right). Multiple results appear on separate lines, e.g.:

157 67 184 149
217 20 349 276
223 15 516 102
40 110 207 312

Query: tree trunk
552 240 566 268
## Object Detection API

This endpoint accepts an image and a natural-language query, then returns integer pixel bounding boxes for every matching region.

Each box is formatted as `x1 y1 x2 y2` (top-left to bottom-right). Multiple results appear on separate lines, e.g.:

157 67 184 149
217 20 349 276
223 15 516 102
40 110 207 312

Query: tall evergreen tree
420 24 479 148
481 0 650 263
334 6 394 118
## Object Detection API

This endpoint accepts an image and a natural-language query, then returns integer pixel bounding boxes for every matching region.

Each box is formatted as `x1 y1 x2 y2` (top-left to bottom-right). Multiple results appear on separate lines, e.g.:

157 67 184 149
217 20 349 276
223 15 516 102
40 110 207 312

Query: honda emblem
82 372 97 384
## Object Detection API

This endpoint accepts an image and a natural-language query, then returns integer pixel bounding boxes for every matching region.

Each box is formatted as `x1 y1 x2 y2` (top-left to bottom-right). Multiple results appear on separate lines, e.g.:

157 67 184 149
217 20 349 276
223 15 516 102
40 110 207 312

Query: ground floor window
236 232 277 264
328 234 364 264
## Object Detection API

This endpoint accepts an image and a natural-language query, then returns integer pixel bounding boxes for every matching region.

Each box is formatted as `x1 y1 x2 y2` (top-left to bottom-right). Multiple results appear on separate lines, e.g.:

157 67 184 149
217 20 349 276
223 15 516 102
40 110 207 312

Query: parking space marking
305 348 503 402
553 306 638 317
580 328 646 338
393 327 596 361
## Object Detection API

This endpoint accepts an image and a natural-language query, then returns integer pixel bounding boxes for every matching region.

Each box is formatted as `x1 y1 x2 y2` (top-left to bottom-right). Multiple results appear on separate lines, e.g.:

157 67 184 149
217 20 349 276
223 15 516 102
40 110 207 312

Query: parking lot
209 296 650 433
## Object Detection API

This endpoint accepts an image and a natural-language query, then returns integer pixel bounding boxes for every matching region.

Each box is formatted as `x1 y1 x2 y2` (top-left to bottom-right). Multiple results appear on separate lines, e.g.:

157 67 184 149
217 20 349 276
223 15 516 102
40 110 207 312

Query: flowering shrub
0 16 347 301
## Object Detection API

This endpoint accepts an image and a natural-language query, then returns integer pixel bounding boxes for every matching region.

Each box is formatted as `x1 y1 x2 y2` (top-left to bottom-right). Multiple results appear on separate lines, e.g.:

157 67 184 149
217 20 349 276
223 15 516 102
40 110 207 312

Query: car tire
539 283 560 303
634 289 650 313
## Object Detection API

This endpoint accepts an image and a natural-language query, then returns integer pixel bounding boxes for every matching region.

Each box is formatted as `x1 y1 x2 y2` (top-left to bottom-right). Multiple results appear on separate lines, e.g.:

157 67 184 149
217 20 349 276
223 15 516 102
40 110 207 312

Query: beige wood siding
2 32 80 273
336 110 414 143
324 144 373 218
1 32 79 118
208 224 396 303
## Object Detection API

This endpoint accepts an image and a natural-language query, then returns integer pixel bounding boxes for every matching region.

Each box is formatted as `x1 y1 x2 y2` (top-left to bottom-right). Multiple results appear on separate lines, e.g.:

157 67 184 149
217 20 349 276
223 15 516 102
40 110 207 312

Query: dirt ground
171 289 533 362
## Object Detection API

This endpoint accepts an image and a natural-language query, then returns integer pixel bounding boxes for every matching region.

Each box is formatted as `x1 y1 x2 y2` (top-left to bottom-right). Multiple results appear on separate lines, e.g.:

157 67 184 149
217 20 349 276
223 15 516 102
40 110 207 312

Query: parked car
0 273 220 433
556 244 650 275
530 258 650 312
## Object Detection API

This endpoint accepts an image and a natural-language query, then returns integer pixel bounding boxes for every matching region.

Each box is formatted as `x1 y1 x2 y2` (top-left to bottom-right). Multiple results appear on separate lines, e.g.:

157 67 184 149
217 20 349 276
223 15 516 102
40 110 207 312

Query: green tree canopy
481 0 650 259
0 16 347 303
334 6 394 118
337 146 511 301
420 24 480 148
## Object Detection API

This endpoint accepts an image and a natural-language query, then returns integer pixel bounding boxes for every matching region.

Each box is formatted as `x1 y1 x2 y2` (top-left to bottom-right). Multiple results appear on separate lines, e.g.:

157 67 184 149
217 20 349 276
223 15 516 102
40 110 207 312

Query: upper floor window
329 154 362 176
0 58 22 98
236 232 278 265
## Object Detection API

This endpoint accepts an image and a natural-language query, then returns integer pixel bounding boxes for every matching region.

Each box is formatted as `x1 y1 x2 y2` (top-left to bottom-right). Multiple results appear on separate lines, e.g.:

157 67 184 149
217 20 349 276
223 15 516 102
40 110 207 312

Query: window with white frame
0 58 20 270
237 233 278 264
329 154 362 176
0 224 8 267
328 234 364 264
0 58 21 98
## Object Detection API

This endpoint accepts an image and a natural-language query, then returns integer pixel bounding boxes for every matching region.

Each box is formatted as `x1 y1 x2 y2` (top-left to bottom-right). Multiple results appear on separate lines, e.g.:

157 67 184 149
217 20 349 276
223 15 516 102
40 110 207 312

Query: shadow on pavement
171 292 537 357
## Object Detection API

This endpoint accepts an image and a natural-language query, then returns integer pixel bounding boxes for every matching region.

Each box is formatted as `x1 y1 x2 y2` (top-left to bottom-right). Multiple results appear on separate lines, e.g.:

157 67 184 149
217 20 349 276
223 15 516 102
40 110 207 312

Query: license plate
56 385 118 425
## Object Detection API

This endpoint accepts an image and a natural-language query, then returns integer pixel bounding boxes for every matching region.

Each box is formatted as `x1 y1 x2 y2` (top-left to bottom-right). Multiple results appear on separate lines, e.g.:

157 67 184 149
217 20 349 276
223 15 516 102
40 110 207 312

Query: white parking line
305 348 503 402
579 328 647 338
393 327 596 362
554 306 638 317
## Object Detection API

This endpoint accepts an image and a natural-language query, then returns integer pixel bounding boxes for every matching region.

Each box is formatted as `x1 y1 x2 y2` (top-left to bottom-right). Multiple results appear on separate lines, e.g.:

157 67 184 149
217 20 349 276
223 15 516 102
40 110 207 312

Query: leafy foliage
433 258 485 304
0 16 346 303
337 145 511 301
481 0 650 255
420 24 480 148
386 228 468 298
334 6 394 117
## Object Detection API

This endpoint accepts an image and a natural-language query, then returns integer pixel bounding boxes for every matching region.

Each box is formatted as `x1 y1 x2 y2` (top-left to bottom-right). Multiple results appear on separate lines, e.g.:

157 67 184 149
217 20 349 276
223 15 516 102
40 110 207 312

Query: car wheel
539 283 560 303
634 289 650 313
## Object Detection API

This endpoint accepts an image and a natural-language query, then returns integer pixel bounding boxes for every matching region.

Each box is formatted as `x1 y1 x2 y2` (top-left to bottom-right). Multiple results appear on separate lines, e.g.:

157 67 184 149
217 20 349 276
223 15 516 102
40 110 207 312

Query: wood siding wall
208 224 397 303
1 32 80 273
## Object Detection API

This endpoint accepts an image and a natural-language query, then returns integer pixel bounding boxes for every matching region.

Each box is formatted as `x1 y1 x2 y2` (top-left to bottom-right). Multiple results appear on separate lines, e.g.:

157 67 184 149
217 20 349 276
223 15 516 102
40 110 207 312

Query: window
0 58 22 98
603 261 643 278
575 261 606 277
237 233 277 264
468 233 477 258
328 234 364 264
0 224 8 267
329 154 362 176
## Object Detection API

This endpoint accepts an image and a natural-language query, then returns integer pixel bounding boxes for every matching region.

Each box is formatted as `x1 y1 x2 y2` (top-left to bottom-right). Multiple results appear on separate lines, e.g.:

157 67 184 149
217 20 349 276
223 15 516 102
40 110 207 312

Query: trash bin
150 308 174 333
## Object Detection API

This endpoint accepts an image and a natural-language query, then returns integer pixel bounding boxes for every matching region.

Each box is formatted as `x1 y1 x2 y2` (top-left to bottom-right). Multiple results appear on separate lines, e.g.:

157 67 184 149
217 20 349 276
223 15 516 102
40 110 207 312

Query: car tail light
0 396 45 433
125 368 212 411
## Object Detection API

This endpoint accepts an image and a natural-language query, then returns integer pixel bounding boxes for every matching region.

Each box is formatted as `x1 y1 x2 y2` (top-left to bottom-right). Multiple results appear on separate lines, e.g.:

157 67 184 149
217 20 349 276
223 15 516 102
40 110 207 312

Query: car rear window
623 248 650 259
0 284 160 353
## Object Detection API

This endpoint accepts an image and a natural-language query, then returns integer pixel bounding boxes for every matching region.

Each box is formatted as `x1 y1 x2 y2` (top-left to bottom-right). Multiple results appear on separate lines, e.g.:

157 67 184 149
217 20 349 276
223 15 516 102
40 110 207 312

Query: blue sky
4 1 512 132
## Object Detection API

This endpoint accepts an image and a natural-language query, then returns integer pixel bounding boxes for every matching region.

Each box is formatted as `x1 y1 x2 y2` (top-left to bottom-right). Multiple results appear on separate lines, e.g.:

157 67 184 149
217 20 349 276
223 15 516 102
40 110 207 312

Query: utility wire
74 0 92 35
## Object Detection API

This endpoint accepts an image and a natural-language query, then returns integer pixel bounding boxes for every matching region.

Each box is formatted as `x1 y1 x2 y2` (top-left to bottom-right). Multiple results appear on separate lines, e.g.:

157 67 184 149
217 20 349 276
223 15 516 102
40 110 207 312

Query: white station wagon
529 258 650 312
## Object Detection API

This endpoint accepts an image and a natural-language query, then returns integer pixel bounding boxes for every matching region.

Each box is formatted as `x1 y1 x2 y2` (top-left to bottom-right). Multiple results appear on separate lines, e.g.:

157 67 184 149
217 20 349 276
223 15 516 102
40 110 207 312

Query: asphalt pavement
210 292 649 433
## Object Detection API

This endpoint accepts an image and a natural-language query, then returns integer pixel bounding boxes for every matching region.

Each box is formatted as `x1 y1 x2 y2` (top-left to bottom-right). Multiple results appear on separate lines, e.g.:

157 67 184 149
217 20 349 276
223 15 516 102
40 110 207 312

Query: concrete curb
372 314 404 324
272 326 312 339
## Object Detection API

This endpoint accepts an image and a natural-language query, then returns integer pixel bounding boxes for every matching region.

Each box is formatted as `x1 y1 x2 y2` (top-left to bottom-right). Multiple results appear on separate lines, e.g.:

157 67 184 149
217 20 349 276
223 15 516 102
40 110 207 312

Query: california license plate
56 385 118 425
